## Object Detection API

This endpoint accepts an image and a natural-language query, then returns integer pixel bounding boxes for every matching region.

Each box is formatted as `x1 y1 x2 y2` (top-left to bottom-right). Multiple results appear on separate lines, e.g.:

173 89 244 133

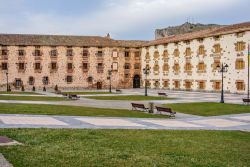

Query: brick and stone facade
0 21 250 94
0 35 144 90
141 22 250 94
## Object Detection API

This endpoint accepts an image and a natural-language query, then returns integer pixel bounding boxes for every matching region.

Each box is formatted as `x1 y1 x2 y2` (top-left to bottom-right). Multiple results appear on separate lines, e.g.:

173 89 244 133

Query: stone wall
0 46 141 91
141 31 250 94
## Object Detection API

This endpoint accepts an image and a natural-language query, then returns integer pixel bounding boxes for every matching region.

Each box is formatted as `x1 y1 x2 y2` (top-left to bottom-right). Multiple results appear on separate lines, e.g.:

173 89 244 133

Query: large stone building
0 34 145 90
0 21 250 93
142 22 250 94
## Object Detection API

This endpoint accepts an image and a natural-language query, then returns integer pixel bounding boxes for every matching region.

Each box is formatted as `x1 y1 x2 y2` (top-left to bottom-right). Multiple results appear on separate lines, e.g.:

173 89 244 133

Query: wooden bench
158 92 168 96
68 94 80 100
116 89 122 93
155 106 176 117
131 103 149 112
243 98 250 105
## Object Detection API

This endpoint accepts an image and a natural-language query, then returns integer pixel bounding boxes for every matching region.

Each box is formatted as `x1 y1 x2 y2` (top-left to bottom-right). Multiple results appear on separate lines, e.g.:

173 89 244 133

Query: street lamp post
143 66 150 96
6 72 9 92
217 63 229 103
108 69 112 93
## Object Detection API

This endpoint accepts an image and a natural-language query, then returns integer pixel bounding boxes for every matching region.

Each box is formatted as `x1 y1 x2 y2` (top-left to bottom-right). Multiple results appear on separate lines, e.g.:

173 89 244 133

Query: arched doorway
133 75 140 88
97 82 102 90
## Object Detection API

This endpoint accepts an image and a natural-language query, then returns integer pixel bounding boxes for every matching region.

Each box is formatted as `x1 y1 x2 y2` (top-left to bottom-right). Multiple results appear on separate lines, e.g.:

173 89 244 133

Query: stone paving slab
141 119 203 128
76 118 145 127
232 116 250 121
191 119 248 128
0 116 68 126
0 114 248 131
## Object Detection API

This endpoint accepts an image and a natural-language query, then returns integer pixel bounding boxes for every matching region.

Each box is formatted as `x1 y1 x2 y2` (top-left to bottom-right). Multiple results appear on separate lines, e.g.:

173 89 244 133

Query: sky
0 0 249 40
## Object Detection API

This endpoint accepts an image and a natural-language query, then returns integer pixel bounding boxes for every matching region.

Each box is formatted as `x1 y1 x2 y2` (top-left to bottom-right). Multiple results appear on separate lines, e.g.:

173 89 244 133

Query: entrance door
97 82 102 90
133 75 140 88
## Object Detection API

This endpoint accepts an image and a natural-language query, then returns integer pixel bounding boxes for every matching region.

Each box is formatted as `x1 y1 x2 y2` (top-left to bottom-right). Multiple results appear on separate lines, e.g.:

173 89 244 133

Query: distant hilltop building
0 21 249 94
155 22 223 39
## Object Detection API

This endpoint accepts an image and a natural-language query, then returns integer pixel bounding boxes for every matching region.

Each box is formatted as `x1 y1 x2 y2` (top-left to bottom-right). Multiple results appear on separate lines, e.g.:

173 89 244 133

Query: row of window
148 59 245 73
146 42 246 59
0 62 141 72
0 47 140 59
148 80 245 91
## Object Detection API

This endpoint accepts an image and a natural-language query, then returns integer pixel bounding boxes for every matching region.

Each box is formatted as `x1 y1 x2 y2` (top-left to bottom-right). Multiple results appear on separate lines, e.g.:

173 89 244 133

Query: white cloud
0 0 247 39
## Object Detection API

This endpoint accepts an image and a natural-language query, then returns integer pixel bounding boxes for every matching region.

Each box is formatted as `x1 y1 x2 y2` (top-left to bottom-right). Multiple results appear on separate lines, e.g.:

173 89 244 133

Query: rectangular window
50 48 57 57
112 62 118 71
1 49 8 56
235 42 245 52
112 51 118 58
134 51 140 59
198 46 205 55
185 48 191 57
34 49 41 56
173 49 180 57
185 81 192 89
163 81 169 88
1 63 8 70
124 63 130 70
198 81 205 90
174 81 180 89
198 62 205 71
51 63 57 70
43 76 49 85
213 44 221 53
125 51 130 57
236 81 244 91
82 50 89 57
215 81 221 90
83 63 88 70
18 63 25 70
134 63 140 69
66 49 73 56
235 59 245 70
67 63 73 70
185 63 192 71
29 77 34 86
173 64 180 72
35 63 41 70
66 76 73 83
18 49 25 56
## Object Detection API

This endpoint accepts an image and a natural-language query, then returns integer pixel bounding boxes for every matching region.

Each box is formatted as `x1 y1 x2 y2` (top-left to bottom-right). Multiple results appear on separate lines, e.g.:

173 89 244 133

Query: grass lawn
165 102 250 116
0 96 67 101
62 91 112 95
0 103 166 118
0 129 249 167
0 91 40 95
86 95 174 101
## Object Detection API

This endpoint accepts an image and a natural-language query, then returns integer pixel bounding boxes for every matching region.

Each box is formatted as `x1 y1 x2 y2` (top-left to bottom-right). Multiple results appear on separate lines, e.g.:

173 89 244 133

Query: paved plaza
0 113 249 131
0 89 247 110
0 89 249 130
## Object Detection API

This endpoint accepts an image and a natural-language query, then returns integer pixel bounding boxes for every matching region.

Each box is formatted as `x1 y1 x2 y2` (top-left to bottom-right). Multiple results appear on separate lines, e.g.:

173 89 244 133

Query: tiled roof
0 34 147 47
0 21 249 48
143 21 250 46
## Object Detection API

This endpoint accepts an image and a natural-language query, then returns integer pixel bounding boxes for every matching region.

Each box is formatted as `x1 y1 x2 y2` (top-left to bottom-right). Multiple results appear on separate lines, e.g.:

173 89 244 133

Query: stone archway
133 75 140 88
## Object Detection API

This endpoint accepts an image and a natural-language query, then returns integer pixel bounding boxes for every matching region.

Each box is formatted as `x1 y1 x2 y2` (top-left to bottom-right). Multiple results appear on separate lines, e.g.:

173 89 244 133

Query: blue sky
0 0 249 40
